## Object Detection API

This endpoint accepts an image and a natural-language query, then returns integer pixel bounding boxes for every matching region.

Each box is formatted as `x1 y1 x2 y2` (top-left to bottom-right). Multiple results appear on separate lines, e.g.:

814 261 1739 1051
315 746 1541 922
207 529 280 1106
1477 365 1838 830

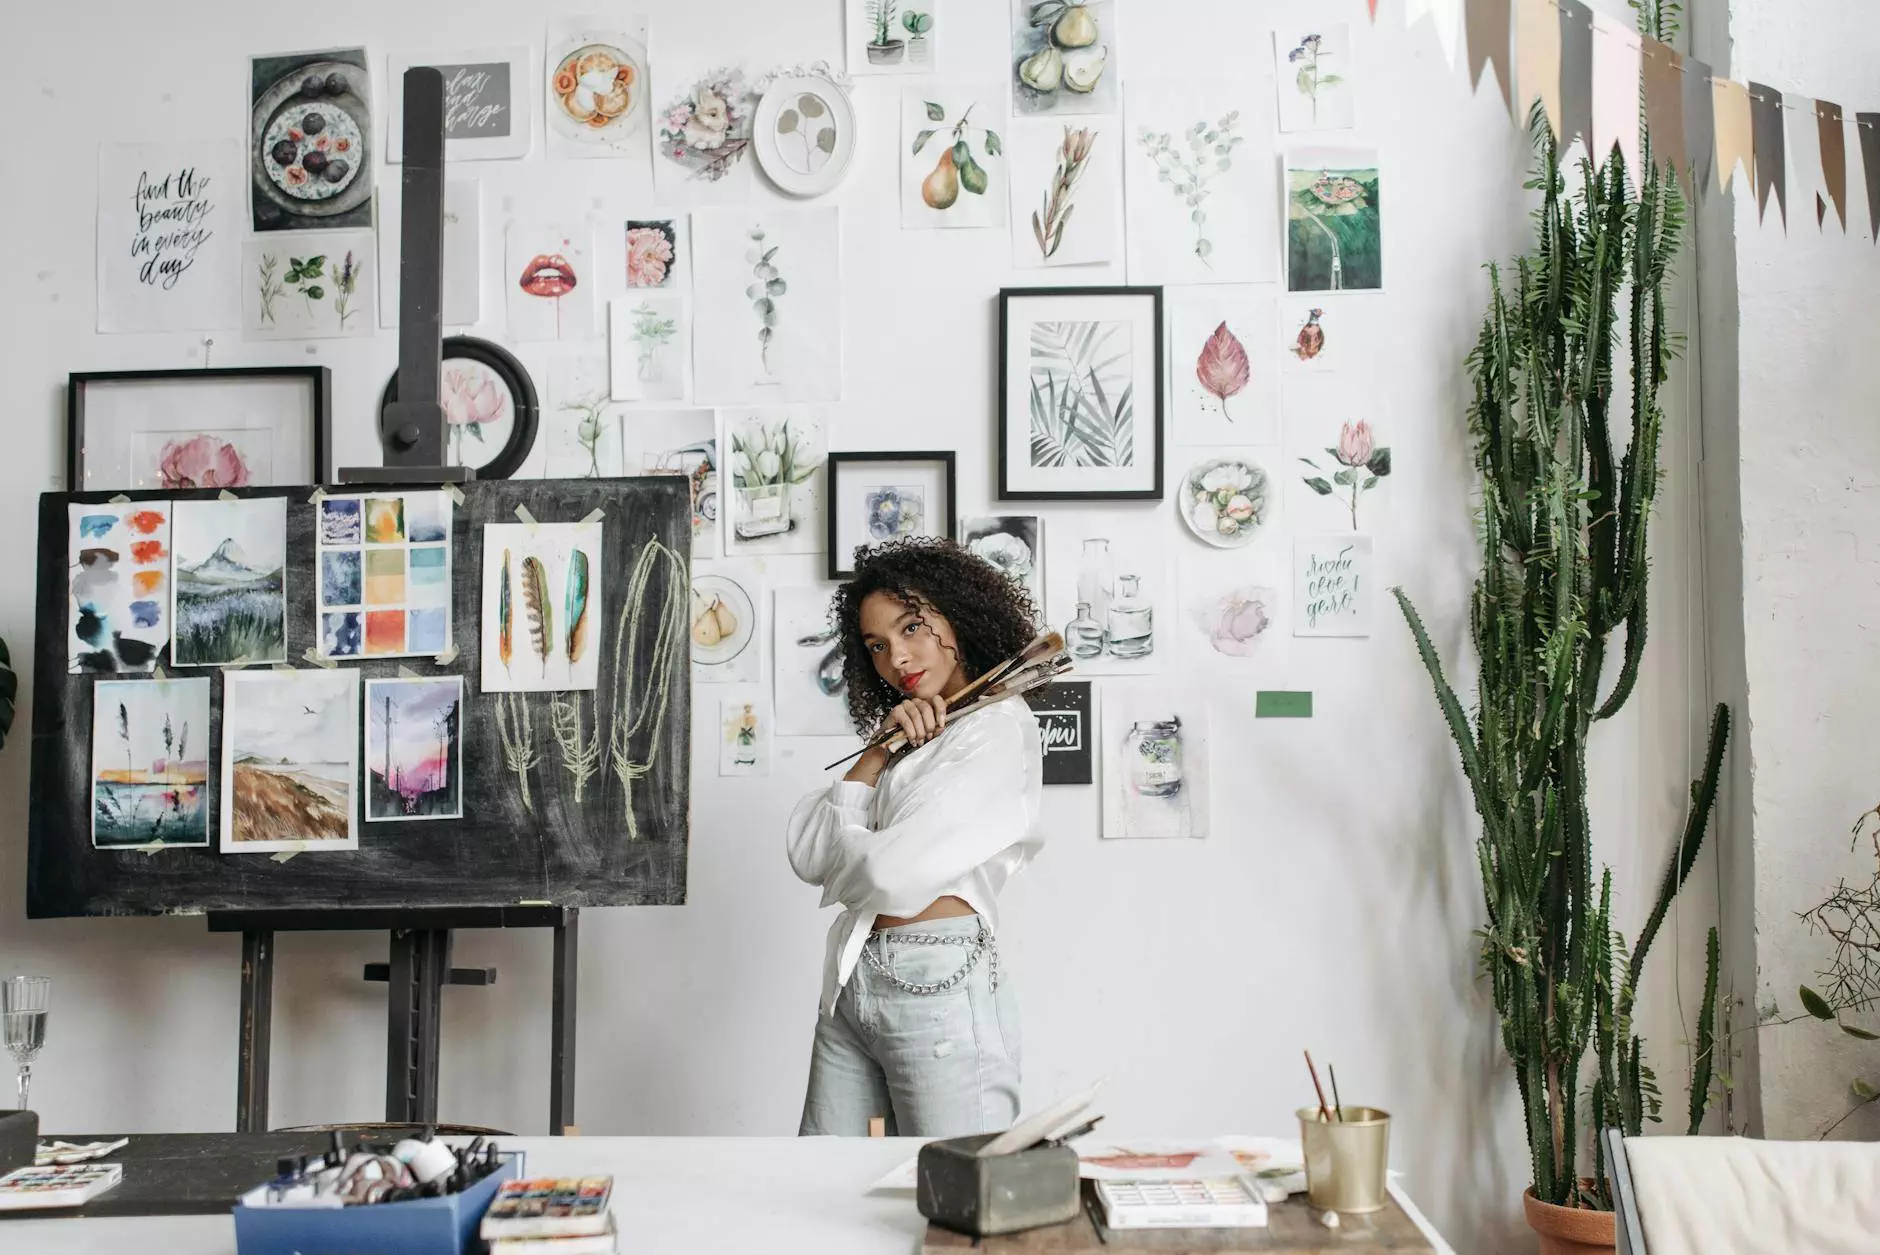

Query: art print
543 352 623 478
1285 151 1382 292
441 350 523 470
903 86 1008 229
506 221 595 341
365 677 464 821
692 567 761 684
1280 297 1377 373
481 521 605 693
1102 681 1210 840
249 48 374 233
691 207 843 404
654 64 757 203
723 408 827 557
220 669 359 852
97 142 241 334
244 231 375 340
1274 25 1356 132
960 514 1044 606
1123 80 1278 285
1286 377 1392 531
69 502 171 674
1011 0 1115 117
378 180 482 328
171 496 286 666
622 409 719 560
847 0 938 75
131 430 271 491
773 586 853 737
545 16 650 159
608 295 689 402
1169 288 1279 447
828 453 954 579
73 368 320 491
719 700 771 777
388 47 531 161
317 491 454 659
625 217 685 288
1046 530 1171 676
1179 551 1285 668
1008 121 1118 268
1293 533 1373 637
1023 680 1091 786
91 677 212 848
1178 454 1274 549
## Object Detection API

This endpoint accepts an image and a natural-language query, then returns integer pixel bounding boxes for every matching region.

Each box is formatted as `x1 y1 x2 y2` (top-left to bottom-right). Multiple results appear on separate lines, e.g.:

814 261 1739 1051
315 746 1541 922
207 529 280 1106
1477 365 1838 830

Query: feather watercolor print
481 522 604 693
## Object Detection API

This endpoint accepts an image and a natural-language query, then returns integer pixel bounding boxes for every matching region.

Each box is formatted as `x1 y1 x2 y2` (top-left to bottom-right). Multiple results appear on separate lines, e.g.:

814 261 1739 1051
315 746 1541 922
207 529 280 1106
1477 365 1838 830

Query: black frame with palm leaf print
997 285 1164 501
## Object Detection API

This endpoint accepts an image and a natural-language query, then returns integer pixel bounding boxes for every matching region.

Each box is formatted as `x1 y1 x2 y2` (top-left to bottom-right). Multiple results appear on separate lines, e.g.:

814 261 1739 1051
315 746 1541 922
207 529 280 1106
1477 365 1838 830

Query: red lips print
519 253 578 298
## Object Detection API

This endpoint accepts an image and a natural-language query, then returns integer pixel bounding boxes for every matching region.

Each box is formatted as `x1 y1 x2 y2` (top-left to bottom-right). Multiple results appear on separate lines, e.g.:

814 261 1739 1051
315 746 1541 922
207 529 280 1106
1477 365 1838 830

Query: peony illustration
443 365 508 463
157 434 253 489
968 532 1034 584
1191 585 1274 657
625 225 674 287
1195 320 1251 419
1183 458 1267 545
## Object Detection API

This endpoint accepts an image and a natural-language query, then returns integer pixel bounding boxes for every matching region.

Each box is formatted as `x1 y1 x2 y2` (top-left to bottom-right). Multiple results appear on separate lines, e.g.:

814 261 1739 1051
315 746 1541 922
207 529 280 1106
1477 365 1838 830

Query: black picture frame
825 450 958 581
67 366 331 492
997 285 1164 502
379 335 539 480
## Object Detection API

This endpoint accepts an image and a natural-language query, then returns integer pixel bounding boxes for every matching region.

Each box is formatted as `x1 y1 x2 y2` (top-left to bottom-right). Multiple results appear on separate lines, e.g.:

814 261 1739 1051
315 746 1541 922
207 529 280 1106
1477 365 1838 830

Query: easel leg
551 910 580 1135
386 928 449 1124
237 929 275 1133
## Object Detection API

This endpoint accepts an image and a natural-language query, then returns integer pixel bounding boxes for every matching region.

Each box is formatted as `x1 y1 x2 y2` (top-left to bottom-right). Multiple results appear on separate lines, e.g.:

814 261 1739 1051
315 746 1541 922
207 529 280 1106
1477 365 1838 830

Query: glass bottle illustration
1105 573 1153 659
1077 538 1115 626
1066 601 1104 658
1125 716 1184 798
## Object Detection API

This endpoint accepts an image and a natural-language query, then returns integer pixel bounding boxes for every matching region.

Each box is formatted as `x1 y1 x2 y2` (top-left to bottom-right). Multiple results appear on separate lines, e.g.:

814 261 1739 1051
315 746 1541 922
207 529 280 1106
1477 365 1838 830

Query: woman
787 537 1045 1138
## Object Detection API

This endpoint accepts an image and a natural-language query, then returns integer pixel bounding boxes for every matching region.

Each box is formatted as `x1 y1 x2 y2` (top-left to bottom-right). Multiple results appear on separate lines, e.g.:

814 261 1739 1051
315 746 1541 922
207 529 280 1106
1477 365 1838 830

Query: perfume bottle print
1105 573 1153 659
1077 538 1114 625
1066 601 1104 659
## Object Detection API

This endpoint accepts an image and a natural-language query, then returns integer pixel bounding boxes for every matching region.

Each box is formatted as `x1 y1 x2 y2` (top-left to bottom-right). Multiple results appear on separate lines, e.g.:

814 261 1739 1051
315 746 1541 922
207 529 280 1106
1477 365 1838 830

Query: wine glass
3 977 50 1112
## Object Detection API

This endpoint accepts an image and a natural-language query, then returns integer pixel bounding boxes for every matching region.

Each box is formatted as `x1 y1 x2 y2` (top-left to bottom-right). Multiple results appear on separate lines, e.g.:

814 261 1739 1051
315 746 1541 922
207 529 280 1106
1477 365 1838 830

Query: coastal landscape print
171 497 287 666
90 678 212 848
366 677 463 821
220 669 359 852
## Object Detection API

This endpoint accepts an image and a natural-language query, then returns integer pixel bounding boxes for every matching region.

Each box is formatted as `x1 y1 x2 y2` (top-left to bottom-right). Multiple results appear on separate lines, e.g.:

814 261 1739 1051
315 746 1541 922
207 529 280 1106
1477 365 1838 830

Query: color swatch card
480 521 603 693
68 502 171 674
317 491 454 659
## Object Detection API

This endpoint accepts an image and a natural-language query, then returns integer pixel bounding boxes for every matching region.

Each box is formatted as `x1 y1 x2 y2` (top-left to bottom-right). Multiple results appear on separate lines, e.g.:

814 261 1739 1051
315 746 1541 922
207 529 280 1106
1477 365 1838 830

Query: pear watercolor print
1011 0 1115 118
170 497 287 667
1169 287 1278 446
1285 151 1382 292
1274 24 1356 133
480 521 604 693
1123 80 1279 285
903 85 1007 229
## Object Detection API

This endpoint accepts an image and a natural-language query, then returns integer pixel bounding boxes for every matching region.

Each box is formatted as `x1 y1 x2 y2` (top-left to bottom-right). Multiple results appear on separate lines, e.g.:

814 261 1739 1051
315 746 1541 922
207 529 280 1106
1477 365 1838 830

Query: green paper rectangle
1256 691 1313 718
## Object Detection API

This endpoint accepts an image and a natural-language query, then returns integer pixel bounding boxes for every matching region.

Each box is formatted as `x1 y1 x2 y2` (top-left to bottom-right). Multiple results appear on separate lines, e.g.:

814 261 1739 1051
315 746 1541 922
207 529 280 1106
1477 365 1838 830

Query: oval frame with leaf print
753 71 859 197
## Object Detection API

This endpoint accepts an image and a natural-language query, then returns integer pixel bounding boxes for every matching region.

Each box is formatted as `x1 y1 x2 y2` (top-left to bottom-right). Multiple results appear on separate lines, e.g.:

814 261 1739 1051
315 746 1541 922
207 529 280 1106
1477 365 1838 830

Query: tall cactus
1392 36 1728 1208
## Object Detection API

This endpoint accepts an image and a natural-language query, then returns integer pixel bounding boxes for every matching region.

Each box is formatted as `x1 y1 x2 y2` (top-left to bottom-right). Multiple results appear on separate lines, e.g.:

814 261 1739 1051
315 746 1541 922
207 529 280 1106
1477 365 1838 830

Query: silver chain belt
863 928 1000 996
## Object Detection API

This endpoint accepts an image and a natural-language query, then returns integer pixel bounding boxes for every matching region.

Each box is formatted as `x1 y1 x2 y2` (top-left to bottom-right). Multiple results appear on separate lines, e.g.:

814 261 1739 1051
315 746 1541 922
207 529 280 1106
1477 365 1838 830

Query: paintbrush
1304 1050 1335 1122
822 632 1069 770
1329 1065 1345 1121
821 656 1072 769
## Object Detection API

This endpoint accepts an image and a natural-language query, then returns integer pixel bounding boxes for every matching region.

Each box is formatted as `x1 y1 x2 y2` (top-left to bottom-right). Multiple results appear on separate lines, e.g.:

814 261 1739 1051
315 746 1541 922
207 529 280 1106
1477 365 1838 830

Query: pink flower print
443 366 506 427
1336 420 1374 467
626 226 674 287
157 434 253 490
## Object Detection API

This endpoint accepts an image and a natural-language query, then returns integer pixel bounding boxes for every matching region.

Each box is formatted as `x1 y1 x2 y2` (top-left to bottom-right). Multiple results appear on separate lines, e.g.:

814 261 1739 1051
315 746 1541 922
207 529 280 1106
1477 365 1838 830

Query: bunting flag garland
1784 95 1824 228
1556 0 1594 148
1858 114 1880 239
1590 11 1641 176
1681 57 1715 193
1817 101 1848 232
1640 38 1684 179
1714 79 1753 195
1514 0 1561 138
1749 82 1787 226
1465 0 1514 114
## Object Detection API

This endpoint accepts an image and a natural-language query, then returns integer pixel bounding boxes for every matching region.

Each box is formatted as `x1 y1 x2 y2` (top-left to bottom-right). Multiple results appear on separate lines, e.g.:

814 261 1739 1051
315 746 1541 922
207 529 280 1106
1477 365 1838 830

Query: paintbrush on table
1304 1050 1336 1122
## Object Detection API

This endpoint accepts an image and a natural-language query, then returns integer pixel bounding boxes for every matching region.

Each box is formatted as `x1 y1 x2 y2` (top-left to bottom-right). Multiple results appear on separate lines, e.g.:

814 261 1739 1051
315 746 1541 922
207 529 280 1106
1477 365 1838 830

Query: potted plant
864 0 905 65
730 416 820 539
903 8 934 64
1392 6 1729 1251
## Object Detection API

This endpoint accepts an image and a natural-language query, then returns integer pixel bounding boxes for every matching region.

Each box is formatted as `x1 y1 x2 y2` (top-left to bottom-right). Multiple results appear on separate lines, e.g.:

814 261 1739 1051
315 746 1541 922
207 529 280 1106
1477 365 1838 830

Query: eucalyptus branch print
1028 320 1135 469
1137 113 1244 266
1033 126 1095 261
256 253 283 324
744 225 786 373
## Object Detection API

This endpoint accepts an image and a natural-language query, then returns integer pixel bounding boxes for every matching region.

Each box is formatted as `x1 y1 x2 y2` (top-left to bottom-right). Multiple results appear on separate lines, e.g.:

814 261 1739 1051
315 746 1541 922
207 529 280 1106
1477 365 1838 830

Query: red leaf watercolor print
1195 321 1251 420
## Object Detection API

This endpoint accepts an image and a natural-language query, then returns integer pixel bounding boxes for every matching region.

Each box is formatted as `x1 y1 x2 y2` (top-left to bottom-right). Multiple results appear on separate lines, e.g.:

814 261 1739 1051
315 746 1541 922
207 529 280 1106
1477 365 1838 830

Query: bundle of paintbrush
824 631 1071 770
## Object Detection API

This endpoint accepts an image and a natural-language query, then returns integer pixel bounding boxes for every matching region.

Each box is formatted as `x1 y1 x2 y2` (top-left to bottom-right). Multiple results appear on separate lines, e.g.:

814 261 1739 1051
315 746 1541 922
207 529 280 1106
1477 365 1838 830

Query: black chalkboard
27 478 691 918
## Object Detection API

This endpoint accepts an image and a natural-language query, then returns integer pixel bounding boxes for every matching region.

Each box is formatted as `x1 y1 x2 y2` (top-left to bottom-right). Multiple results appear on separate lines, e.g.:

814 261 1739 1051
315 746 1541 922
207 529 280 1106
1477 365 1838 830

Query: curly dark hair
830 536 1038 735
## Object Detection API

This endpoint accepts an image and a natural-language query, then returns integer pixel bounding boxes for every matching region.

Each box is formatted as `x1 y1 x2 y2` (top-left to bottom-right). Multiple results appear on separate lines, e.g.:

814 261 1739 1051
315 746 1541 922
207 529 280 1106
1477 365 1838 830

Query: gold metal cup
1296 1106 1391 1213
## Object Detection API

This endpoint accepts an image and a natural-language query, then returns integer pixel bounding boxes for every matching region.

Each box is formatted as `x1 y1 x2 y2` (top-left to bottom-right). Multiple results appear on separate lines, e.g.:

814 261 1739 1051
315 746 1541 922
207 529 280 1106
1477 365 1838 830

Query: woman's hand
844 695 949 787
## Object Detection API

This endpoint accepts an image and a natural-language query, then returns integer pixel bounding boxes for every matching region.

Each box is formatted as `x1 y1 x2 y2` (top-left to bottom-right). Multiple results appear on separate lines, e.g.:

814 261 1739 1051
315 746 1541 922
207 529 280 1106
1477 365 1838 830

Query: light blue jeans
799 914 1021 1138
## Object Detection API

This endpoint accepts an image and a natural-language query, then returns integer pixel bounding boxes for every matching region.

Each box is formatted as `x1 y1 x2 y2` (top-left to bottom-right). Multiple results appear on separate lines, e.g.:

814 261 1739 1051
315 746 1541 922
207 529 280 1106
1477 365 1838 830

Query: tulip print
1194 320 1251 420
1299 419 1391 529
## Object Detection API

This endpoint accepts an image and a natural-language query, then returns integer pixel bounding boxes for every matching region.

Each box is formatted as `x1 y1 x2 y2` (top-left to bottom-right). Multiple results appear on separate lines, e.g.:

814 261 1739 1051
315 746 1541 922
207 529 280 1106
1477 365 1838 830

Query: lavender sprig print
332 251 359 329
744 225 787 374
1138 113 1244 267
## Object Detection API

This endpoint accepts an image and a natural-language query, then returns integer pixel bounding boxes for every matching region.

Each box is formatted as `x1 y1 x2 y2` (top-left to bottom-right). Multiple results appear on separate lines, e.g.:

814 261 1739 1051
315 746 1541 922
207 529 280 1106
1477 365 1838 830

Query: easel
212 71 582 1135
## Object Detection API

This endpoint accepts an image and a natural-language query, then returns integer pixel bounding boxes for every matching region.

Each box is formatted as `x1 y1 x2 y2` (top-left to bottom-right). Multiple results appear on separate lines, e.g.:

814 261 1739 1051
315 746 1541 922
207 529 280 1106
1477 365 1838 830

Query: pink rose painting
442 364 510 463
625 222 677 287
157 434 254 490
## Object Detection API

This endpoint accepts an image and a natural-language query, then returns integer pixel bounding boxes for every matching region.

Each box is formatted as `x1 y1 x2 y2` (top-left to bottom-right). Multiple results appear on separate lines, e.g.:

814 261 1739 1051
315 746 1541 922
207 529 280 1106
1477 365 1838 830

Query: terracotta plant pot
1522 1189 1616 1255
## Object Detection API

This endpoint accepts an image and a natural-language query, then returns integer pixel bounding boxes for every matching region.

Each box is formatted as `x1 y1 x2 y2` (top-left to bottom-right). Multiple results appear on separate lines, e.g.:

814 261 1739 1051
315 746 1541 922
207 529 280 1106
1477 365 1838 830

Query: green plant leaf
925 101 945 122
1801 986 1836 1020
816 127 837 154
1367 448 1393 476
767 278 788 296
1842 1024 1880 1041
798 94 826 118
1319 74 1344 86
1364 475 1379 489
777 109 800 134
1303 477 1334 496
304 284 325 299
985 129 1002 157
912 128 936 155
1333 468 1356 486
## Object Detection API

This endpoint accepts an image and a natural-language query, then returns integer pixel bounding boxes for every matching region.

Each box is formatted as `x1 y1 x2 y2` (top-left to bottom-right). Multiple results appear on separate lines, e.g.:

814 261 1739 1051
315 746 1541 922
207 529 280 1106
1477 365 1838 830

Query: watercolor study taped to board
481 521 605 693
90 677 212 849
68 502 171 674
317 491 454 660
220 668 360 853
170 497 287 667
365 676 463 821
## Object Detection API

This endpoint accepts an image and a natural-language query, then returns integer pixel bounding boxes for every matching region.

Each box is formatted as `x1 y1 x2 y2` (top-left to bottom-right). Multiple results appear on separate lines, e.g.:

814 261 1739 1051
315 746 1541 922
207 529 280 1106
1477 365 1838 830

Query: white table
9 1136 1455 1254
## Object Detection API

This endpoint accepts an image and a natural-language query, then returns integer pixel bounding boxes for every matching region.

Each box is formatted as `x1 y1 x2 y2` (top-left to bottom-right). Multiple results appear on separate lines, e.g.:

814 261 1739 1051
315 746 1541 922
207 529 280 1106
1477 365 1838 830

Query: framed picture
379 335 539 479
825 450 957 580
67 366 330 492
998 286 1163 500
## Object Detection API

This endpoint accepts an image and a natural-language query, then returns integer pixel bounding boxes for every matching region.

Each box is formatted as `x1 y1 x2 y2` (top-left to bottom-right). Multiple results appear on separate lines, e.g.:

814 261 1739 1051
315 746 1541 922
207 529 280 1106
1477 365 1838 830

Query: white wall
1721 0 1880 1140
0 2 1723 1251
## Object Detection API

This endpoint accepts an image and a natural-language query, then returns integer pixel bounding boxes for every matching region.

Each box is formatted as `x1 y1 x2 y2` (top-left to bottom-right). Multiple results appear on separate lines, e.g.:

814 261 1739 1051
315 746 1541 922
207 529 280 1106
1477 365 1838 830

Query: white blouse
786 694 1045 1015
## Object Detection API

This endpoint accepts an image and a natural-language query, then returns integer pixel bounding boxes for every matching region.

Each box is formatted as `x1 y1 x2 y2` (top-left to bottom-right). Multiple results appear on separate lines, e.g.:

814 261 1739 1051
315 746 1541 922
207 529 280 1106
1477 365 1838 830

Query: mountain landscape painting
365 677 462 821
171 497 288 666
220 669 359 852
90 677 212 848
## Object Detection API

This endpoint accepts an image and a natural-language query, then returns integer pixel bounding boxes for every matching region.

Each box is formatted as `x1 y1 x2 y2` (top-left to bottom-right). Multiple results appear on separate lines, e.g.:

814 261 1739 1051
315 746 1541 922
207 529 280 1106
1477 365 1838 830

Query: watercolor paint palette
67 502 171 674
316 491 454 659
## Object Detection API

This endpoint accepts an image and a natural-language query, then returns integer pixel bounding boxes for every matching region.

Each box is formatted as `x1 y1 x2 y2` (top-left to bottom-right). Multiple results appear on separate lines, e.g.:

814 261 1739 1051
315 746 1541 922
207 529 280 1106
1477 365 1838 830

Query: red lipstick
900 671 925 692
519 253 578 297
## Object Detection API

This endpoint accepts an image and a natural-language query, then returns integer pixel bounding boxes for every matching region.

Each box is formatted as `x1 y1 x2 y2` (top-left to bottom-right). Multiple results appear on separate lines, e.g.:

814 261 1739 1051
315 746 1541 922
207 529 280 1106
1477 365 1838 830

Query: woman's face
858 590 963 702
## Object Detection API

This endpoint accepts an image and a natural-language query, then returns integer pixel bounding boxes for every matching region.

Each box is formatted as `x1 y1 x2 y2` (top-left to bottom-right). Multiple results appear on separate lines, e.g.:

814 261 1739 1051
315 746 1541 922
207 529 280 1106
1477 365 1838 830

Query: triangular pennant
1817 101 1848 232
1558 0 1595 152
1682 57 1715 193
1748 81 1787 227
1369 0 1379 21
1713 79 1753 194
1783 94 1823 230
1640 38 1685 180
1431 0 1465 69
1857 113 1880 240
1466 0 1514 114
1590 12 1642 178
1516 0 1563 138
